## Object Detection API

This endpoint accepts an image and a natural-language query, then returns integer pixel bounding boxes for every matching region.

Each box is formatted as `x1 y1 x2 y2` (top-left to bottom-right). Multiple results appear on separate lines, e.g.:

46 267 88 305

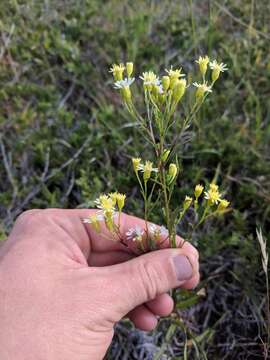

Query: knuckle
138 260 162 300
192 248 199 260
15 209 57 230
16 209 42 225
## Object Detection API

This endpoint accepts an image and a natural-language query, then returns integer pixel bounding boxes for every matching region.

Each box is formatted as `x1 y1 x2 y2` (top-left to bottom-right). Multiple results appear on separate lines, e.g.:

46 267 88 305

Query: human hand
0 209 199 360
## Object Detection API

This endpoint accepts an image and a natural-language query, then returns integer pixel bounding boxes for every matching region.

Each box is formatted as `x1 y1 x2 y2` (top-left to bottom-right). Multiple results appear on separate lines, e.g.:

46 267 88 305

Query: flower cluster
204 183 230 211
84 56 230 253
84 191 171 252
194 56 228 99
84 192 126 235
125 223 169 251
110 56 227 107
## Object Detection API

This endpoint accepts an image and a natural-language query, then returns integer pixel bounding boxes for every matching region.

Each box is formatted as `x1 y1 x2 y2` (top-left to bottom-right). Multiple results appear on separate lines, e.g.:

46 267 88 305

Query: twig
0 136 18 220
0 24 15 61
58 82 75 109
256 228 269 359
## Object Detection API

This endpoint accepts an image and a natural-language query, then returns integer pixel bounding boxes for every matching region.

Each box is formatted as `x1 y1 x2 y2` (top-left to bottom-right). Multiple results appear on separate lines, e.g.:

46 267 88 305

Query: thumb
103 248 195 319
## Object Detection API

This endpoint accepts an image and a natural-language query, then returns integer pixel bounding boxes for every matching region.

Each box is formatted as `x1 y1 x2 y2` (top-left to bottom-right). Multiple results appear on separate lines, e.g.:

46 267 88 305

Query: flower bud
210 183 219 191
159 93 166 104
162 76 170 91
116 193 126 211
169 77 178 90
172 79 186 103
168 163 178 182
152 85 160 97
196 56 209 78
161 149 170 162
132 157 141 172
217 199 230 212
209 60 228 82
121 86 131 102
194 184 204 199
109 192 118 206
143 161 153 181
212 68 221 82
110 64 125 81
126 62 134 78
195 87 205 99
183 196 192 210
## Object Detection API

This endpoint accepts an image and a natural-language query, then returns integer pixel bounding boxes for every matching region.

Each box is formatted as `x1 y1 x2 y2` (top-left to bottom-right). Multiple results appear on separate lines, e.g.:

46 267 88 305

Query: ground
0 1 269 359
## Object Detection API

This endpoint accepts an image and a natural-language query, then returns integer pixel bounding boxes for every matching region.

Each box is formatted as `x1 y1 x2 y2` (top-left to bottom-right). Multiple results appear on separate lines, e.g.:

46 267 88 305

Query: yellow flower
94 194 116 232
139 160 158 181
83 214 104 233
108 192 118 205
140 71 160 90
194 184 204 199
196 55 209 77
165 66 185 80
193 82 212 99
95 194 115 211
209 60 228 82
115 193 126 211
113 78 134 102
161 76 170 91
172 79 186 103
204 187 221 205
126 62 134 78
132 157 141 172
109 63 125 81
168 163 178 182
183 196 193 210
217 199 230 211
109 192 126 211
209 183 219 192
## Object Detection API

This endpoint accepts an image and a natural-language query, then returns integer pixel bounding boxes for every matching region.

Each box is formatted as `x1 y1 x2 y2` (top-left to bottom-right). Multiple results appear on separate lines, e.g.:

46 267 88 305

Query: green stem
144 179 149 231
159 139 173 247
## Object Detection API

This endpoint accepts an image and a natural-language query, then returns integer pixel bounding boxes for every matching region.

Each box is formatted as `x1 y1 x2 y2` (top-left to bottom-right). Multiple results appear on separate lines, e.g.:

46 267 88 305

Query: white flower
193 82 212 99
94 195 115 211
126 225 144 241
83 214 104 223
193 82 212 93
138 160 158 181
138 162 158 173
113 77 135 89
209 60 228 72
148 224 157 234
148 224 169 239
209 60 228 81
160 226 169 237
140 71 160 86
165 66 185 79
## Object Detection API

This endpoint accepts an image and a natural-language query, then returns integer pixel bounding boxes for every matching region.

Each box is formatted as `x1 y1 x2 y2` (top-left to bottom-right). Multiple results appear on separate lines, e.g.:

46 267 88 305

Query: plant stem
158 138 173 246
265 271 270 359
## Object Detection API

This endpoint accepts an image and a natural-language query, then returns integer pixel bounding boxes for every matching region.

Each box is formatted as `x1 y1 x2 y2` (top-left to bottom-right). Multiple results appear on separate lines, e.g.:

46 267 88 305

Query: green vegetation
0 1 269 358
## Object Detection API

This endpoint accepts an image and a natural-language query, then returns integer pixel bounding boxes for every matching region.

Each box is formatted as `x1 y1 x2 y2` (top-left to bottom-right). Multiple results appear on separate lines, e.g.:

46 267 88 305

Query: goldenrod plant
84 57 229 253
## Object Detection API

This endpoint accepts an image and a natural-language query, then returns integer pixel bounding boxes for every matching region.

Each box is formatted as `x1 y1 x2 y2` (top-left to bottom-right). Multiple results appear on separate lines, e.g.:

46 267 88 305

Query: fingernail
173 255 193 281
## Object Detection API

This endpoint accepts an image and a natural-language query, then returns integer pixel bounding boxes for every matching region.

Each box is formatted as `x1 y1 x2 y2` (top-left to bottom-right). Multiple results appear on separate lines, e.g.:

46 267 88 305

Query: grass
0 0 269 358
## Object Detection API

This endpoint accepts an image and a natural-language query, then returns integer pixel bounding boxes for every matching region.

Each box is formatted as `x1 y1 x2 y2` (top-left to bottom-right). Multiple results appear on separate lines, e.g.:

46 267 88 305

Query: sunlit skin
0 209 199 360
